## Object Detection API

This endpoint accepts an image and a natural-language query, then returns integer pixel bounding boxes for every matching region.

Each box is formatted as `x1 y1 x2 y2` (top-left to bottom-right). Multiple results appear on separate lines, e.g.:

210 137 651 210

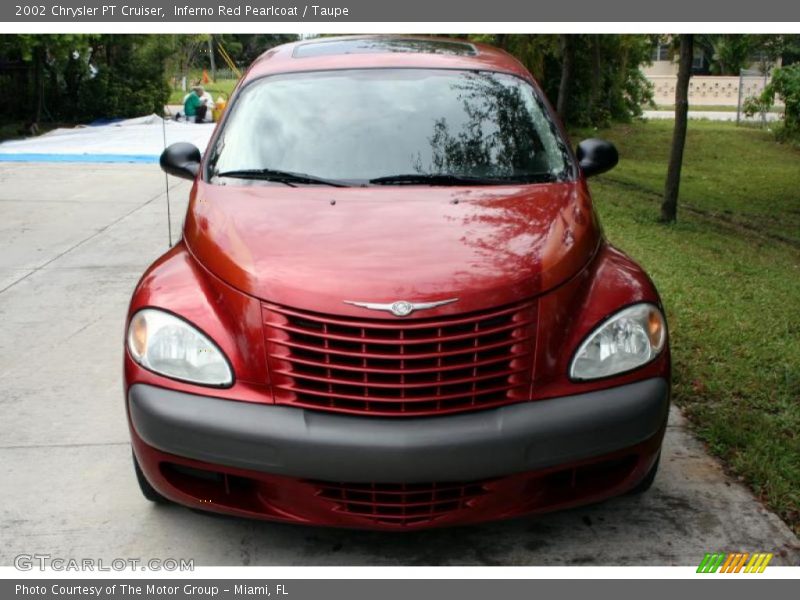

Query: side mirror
576 138 619 178
159 143 201 181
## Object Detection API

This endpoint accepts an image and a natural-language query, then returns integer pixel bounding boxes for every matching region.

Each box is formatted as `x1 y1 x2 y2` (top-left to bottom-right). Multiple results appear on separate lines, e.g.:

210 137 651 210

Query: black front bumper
129 378 669 483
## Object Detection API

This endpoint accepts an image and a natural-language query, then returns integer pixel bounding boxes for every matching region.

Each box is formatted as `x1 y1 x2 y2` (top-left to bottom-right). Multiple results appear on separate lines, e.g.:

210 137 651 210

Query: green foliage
3 33 795 134
0 33 668 130
467 35 654 127
694 34 800 75
80 36 172 118
762 64 800 140
696 35 754 75
162 34 298 76
0 34 297 125
162 34 210 75
225 34 298 65
742 95 771 118
0 34 172 123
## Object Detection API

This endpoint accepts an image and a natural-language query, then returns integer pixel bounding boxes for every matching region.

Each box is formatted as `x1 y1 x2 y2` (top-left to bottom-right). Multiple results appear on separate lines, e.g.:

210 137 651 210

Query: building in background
642 39 782 108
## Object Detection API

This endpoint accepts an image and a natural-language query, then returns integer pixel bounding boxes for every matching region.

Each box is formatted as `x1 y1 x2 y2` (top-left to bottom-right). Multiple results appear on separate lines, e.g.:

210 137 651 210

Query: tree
81 35 172 118
459 34 654 127
696 35 752 75
223 34 297 65
207 37 216 81
760 63 800 139
164 34 209 77
661 34 694 223
4 35 172 123
556 35 574 122
0 35 92 123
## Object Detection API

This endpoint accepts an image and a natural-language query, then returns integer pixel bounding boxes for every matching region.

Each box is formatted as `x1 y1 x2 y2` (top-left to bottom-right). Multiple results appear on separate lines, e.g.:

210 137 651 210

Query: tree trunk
494 34 509 51
207 36 216 82
33 45 44 124
556 35 574 124
589 36 602 116
661 34 694 223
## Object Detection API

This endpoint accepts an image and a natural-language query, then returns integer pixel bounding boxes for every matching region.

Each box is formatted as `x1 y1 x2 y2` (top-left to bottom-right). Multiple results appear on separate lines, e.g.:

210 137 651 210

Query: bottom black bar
2 579 794 600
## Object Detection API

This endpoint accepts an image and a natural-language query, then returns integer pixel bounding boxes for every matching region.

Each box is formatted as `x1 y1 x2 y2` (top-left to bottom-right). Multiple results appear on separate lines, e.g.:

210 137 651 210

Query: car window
208 68 572 184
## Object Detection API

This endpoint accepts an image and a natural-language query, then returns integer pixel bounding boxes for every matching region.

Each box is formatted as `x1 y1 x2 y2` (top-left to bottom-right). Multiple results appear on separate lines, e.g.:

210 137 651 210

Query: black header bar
3 0 800 23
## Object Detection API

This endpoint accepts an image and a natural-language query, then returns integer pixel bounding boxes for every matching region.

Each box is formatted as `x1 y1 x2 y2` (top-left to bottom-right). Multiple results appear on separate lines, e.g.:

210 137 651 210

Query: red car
126 36 670 530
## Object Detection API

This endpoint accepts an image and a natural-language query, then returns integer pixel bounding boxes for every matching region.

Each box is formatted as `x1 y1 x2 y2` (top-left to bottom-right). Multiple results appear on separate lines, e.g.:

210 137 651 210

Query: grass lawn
573 120 800 533
168 77 240 104
591 120 800 245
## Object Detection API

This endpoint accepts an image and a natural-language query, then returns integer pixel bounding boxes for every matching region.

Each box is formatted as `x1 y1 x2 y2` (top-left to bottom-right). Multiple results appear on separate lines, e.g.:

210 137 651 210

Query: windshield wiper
369 173 556 186
213 168 349 187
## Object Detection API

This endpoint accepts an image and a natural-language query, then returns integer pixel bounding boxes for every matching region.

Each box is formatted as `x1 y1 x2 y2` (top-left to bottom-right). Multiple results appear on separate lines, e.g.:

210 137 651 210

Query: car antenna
161 110 173 247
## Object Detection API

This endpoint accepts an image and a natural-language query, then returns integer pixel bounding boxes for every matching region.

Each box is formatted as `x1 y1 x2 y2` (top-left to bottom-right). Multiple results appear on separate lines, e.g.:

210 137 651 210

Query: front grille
262 300 536 416
311 480 490 526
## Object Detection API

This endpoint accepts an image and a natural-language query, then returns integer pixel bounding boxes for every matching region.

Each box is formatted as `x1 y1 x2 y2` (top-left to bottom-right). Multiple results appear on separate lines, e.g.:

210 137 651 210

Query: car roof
243 36 534 83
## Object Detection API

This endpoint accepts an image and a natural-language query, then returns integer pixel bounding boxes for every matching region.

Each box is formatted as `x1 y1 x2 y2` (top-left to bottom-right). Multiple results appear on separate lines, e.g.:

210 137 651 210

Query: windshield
208 69 572 185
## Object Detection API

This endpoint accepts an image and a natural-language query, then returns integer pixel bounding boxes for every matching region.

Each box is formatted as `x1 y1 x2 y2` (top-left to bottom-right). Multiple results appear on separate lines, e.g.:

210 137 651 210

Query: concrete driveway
0 163 798 566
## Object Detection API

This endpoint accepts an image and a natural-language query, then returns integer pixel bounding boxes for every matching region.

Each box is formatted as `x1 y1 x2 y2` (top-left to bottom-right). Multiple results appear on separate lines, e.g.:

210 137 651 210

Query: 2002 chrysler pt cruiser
125 36 670 529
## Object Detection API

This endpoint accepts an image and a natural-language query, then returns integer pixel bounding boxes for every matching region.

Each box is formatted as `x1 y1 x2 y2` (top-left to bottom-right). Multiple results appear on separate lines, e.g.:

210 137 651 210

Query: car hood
184 180 600 316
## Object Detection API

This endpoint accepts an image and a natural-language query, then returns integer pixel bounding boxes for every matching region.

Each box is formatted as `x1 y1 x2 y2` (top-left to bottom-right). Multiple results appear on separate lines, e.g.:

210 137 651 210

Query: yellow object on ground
212 96 228 122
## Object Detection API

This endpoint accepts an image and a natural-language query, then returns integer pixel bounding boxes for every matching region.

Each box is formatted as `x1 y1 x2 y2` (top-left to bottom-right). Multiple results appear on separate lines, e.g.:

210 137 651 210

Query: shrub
79 35 172 120
0 34 171 124
742 95 771 118
761 64 800 140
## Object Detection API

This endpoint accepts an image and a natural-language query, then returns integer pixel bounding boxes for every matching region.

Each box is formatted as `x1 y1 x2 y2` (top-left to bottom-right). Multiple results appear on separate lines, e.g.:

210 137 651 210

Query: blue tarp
0 114 214 164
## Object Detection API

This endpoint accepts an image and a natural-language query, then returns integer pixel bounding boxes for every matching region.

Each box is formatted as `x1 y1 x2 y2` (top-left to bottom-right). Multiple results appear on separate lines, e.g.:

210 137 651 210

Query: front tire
133 451 169 504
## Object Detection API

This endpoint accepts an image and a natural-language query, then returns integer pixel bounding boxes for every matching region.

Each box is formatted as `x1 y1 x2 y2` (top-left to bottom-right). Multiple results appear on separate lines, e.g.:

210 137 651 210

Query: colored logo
697 552 773 573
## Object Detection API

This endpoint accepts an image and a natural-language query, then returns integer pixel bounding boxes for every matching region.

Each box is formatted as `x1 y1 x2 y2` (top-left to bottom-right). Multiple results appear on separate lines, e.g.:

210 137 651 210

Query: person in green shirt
183 86 208 123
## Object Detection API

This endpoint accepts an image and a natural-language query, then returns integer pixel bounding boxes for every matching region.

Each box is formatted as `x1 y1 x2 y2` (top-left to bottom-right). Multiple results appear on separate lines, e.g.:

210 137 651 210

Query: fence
647 75 778 107
736 68 770 126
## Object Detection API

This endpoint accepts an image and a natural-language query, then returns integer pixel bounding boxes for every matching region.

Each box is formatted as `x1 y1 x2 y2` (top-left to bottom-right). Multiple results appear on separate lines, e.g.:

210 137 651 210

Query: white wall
647 74 781 107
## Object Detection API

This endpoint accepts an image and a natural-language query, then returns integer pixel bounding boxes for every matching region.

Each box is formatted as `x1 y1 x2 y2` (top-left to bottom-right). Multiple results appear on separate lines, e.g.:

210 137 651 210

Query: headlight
127 308 233 387
570 303 666 381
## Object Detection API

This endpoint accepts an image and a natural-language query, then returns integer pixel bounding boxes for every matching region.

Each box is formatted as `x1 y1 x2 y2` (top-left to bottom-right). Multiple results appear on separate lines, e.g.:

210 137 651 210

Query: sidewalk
643 110 782 122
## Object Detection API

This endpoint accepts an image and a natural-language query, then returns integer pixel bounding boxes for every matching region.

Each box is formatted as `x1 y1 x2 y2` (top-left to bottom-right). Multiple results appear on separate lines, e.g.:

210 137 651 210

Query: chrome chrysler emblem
343 298 459 317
